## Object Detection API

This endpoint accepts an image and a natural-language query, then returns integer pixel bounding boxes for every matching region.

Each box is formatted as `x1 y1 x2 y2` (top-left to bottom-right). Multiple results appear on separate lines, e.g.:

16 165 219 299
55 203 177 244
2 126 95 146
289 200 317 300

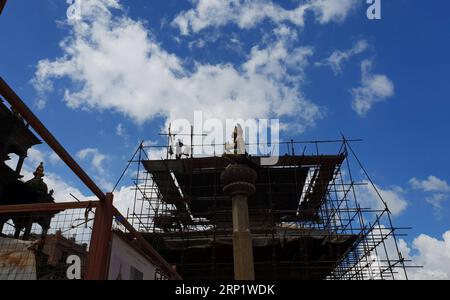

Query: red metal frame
0 76 181 280
0 0 6 15
0 77 106 201
85 193 114 280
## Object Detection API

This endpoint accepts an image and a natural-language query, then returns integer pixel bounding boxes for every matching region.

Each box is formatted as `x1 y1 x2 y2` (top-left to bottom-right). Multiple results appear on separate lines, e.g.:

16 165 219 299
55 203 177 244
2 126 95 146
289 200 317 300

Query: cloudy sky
1 0 450 279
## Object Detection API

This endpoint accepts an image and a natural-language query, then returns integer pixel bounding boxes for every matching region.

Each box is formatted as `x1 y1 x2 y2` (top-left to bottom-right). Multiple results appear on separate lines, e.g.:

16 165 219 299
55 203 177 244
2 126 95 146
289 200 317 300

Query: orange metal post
85 193 114 280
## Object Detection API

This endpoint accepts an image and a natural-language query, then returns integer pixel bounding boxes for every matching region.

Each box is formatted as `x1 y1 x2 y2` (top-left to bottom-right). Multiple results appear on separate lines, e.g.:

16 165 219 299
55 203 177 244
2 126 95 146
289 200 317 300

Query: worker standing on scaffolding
175 139 184 159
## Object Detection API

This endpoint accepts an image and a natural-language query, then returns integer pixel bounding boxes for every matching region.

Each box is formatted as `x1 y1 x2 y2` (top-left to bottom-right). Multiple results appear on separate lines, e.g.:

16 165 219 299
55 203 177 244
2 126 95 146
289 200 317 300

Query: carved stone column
221 164 257 280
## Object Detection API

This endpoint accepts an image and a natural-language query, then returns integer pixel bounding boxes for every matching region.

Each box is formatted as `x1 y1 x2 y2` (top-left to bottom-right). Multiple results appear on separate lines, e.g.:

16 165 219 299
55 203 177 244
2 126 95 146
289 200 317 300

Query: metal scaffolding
121 137 413 280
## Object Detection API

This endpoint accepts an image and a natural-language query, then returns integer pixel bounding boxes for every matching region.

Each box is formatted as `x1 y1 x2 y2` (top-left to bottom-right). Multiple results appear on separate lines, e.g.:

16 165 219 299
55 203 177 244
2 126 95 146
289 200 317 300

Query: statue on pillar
0 162 56 240
225 124 246 155
25 162 53 197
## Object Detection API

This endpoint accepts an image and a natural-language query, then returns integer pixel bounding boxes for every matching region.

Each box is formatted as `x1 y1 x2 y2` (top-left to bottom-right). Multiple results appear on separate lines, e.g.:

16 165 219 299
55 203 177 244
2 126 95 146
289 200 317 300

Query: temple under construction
123 135 411 281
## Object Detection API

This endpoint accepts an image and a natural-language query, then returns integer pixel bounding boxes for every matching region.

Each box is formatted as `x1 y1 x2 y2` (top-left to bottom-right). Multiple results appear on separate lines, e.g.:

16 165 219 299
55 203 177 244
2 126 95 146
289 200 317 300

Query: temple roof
0 100 41 157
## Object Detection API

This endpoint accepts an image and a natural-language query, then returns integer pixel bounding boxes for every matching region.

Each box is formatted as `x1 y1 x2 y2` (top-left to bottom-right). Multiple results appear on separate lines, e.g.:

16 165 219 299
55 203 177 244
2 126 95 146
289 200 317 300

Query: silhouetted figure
0 163 56 241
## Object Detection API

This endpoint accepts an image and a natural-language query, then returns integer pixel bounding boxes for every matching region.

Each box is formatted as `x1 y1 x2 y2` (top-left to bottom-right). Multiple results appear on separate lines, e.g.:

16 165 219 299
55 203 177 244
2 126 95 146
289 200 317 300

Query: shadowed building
0 99 56 240
138 152 362 280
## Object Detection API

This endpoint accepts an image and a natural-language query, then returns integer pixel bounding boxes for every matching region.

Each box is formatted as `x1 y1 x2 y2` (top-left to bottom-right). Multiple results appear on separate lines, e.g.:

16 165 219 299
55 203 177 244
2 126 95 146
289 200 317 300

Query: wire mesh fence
0 80 181 281
0 206 95 280
0 201 181 281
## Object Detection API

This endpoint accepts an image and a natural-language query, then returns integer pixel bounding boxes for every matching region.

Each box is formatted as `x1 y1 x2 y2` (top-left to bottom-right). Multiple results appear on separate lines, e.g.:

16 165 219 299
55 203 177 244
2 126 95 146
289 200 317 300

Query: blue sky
1 0 450 278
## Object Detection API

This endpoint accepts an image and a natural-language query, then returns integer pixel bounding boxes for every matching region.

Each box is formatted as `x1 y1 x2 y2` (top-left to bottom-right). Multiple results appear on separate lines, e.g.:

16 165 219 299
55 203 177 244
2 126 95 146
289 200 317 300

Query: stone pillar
221 164 257 280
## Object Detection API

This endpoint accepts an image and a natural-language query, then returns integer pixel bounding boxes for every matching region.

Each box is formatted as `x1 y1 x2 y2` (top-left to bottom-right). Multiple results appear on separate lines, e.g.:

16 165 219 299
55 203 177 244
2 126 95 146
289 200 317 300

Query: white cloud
310 0 359 24
35 99 47 110
27 148 46 167
410 176 450 217
355 181 408 216
7 147 61 169
112 185 135 217
400 231 450 280
172 0 359 35
355 224 406 280
316 40 368 75
116 123 126 137
358 227 450 280
351 60 394 117
76 148 114 191
172 0 307 35
76 148 108 175
425 193 449 211
410 176 450 193
33 0 323 133
49 152 62 165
